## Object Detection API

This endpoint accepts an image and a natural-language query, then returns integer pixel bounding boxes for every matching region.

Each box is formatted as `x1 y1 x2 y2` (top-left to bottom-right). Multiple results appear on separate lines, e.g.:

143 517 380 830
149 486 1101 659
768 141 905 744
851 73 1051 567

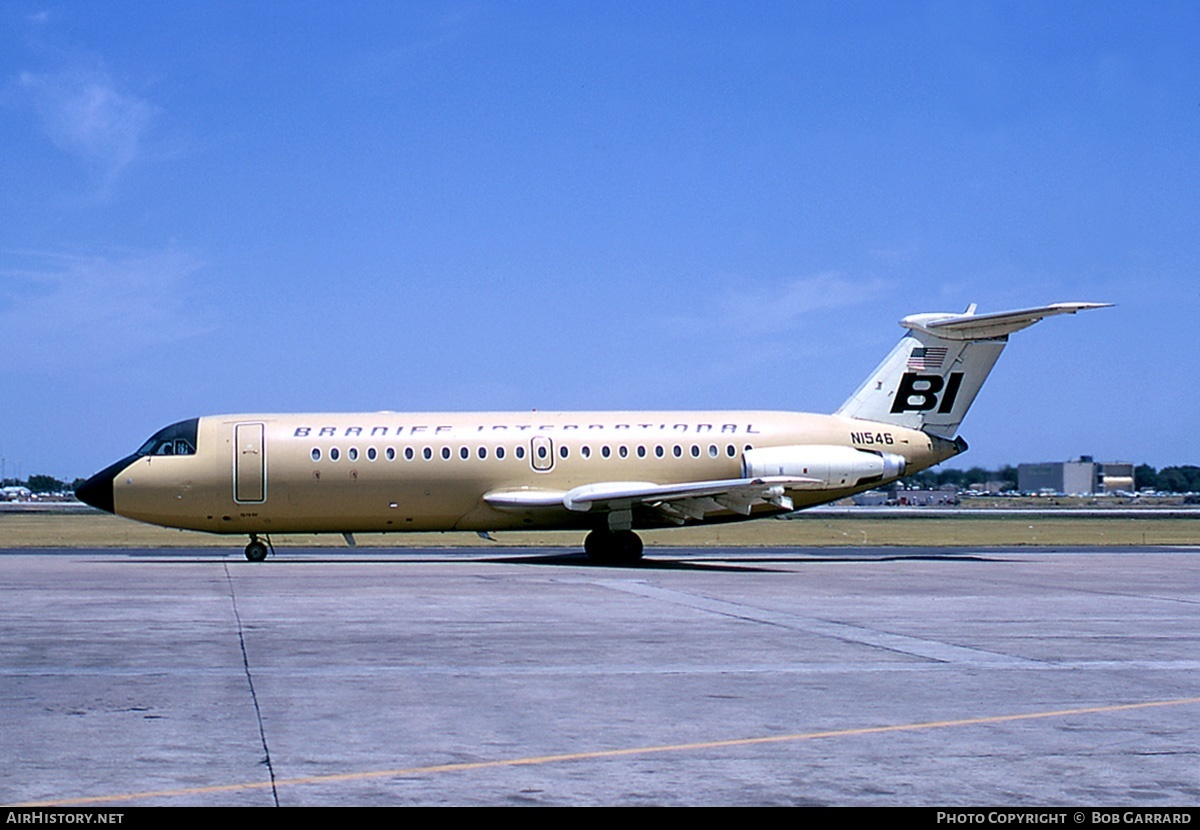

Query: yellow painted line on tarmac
15 696 1200 807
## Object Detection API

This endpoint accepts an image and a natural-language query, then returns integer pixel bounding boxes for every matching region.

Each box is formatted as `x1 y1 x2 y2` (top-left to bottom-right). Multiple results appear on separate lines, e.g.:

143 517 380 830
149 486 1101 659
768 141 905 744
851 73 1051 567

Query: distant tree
936 468 966 487
963 466 991 486
906 470 931 488
905 465 1015 490
1157 466 1200 493
26 474 66 494
1135 464 1159 491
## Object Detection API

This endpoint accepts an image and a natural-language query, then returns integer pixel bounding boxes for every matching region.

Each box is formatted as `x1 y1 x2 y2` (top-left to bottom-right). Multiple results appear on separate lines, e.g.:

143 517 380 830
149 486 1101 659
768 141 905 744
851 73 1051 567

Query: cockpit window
136 418 199 457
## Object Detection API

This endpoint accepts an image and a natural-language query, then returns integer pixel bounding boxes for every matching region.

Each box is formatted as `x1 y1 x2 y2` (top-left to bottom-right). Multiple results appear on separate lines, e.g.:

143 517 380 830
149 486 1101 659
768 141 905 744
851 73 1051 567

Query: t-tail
836 302 1111 439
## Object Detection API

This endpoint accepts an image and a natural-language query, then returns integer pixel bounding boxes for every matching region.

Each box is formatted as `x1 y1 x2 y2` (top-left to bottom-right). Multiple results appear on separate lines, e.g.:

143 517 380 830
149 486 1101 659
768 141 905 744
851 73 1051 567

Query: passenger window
404 447 414 461
478 447 487 459
673 445 682 458
618 446 628 458
581 446 591 459
330 448 340 462
311 448 321 462
655 445 664 458
348 447 359 461
559 445 569 459
460 447 469 460
690 445 700 458
386 447 396 461
496 446 506 460
726 445 736 457
601 446 611 459
637 446 646 458
423 447 432 460
367 447 377 461
441 447 451 460
515 446 526 459
708 444 718 458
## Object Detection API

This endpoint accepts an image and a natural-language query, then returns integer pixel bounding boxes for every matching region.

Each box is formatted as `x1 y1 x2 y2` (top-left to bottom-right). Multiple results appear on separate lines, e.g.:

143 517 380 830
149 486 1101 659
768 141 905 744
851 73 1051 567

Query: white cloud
18 67 156 187
665 272 890 338
0 250 209 371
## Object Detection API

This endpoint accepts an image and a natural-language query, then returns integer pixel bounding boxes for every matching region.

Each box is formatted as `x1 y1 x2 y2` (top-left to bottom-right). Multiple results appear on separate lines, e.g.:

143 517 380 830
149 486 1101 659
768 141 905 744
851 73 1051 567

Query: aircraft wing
484 476 817 524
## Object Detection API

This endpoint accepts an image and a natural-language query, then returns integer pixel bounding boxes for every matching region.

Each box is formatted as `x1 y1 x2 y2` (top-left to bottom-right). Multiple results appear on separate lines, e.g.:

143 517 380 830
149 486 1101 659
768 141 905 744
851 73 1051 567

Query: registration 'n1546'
850 432 894 445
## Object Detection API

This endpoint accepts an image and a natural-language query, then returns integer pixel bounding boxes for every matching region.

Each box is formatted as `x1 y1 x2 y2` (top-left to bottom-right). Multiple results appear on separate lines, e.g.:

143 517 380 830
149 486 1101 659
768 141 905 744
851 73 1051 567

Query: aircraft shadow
476 552 783 572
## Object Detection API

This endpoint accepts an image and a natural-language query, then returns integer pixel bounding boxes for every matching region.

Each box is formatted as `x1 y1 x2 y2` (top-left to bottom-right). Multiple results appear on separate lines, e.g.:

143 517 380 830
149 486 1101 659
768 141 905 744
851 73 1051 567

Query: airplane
75 301 1108 562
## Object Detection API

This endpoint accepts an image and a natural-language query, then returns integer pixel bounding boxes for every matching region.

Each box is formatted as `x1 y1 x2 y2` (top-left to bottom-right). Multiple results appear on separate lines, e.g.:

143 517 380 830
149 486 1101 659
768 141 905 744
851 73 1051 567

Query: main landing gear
244 534 272 562
584 529 644 564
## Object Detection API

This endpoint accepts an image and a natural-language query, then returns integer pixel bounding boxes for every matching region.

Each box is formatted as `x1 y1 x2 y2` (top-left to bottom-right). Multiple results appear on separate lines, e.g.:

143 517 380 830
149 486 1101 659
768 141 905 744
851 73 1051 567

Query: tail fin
835 302 1110 438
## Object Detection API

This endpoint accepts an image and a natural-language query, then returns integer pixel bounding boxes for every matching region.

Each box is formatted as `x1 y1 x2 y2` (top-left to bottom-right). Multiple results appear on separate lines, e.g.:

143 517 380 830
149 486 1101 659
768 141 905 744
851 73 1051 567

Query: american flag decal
907 346 948 370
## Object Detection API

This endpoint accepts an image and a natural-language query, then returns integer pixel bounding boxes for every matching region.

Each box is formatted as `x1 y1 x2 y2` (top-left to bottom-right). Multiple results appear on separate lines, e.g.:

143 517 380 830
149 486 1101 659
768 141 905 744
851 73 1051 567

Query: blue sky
1 1 1197 481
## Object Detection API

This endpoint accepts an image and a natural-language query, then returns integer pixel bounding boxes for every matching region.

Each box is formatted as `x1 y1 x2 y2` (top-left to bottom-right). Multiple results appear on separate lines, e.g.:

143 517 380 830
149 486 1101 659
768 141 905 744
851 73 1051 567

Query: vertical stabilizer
835 302 1110 439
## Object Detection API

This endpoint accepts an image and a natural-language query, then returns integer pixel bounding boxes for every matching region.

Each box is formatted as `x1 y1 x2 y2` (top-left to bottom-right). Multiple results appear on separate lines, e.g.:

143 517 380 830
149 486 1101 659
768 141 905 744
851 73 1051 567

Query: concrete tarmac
2 546 1198 806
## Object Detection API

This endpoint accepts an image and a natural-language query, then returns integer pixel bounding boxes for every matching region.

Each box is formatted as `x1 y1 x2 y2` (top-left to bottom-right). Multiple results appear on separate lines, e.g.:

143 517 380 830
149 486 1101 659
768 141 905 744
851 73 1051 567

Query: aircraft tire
616 530 644 562
584 529 643 564
244 540 269 562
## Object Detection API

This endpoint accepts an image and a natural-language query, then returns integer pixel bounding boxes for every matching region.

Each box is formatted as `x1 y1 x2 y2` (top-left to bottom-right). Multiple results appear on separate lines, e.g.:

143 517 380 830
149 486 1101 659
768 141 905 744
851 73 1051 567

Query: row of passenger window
309 443 751 463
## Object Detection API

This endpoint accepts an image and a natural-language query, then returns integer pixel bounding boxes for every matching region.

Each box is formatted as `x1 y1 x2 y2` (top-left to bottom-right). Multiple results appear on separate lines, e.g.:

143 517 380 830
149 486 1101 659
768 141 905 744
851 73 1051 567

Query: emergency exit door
530 435 554 472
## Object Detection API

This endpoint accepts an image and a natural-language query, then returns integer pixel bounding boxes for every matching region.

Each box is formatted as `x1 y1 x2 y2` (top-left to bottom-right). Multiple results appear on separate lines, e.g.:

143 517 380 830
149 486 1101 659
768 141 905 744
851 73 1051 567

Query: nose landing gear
244 534 272 562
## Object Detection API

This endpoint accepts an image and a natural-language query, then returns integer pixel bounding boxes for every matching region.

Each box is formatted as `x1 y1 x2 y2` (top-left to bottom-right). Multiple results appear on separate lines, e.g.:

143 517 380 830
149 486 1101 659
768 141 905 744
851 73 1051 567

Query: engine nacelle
742 444 906 489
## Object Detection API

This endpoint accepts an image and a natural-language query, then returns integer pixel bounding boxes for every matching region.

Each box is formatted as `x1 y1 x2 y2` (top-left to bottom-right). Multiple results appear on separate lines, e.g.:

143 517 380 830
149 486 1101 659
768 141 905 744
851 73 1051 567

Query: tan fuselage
110 410 959 536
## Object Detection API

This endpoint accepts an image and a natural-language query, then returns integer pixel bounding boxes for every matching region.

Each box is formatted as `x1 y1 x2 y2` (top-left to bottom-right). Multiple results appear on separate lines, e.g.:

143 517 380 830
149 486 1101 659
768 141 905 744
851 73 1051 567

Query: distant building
852 483 958 506
892 488 959 506
851 490 890 506
1098 462 1135 494
1017 457 1135 495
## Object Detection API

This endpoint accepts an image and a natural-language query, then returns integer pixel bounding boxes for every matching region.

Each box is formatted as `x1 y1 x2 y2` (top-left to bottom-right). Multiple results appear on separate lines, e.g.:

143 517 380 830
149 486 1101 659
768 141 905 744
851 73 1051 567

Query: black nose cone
75 470 115 513
75 455 136 514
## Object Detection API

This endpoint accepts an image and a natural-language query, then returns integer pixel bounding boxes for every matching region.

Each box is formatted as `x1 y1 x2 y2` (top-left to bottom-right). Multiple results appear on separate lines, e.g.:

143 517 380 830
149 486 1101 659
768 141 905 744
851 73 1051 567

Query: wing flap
483 476 817 521
561 476 815 512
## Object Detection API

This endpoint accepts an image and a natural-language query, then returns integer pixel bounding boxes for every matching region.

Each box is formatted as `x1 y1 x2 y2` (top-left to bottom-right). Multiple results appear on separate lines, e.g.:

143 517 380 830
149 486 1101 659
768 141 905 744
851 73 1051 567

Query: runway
2 546 1198 806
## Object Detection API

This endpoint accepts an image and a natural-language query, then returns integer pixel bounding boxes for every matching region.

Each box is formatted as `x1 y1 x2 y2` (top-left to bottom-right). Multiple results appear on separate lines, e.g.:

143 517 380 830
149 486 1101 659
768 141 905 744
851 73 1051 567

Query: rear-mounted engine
742 445 906 489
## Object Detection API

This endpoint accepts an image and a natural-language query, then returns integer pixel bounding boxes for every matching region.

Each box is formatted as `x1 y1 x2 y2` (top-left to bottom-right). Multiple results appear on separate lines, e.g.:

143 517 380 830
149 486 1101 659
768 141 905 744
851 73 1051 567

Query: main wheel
584 529 644 564
244 540 269 562
614 529 643 562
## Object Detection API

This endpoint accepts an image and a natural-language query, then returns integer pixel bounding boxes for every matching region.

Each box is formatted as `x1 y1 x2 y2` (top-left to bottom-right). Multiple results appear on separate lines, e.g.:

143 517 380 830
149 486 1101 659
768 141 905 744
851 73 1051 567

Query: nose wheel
244 535 271 562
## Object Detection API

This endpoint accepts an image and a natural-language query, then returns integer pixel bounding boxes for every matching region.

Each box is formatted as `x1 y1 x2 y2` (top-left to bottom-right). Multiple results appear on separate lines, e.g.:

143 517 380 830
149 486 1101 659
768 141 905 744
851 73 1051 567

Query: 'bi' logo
890 372 965 414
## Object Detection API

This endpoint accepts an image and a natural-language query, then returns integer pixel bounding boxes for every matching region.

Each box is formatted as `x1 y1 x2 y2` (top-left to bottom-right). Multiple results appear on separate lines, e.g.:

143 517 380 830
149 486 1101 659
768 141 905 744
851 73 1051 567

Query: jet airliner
75 302 1107 561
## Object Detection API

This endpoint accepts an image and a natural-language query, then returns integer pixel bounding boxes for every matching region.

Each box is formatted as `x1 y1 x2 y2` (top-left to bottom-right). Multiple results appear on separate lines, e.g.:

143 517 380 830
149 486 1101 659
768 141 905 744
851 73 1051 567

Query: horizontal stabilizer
901 302 1112 341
